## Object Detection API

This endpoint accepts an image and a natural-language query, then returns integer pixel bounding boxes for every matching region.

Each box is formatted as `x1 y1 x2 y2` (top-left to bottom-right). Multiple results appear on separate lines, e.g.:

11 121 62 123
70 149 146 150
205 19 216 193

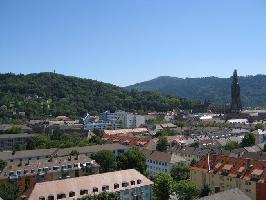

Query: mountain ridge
126 74 266 107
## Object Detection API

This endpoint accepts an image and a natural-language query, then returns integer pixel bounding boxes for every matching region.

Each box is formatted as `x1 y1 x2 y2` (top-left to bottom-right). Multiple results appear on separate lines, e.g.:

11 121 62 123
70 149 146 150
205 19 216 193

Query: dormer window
114 183 119 189
48 194 54 200
80 189 88 195
137 179 142 184
122 181 129 187
69 191 75 197
39 196 45 200
102 185 109 191
57 192 66 199
222 164 233 176
251 169 263 181
93 187 98 193
131 180 135 185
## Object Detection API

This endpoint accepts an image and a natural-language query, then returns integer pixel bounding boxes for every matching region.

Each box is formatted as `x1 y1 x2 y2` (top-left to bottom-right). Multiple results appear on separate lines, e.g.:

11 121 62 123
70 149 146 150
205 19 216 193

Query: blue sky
0 0 266 86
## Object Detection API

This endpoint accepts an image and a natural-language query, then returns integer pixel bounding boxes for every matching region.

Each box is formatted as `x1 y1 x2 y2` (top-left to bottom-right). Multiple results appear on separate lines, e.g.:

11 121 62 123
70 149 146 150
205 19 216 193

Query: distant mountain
126 75 266 107
0 73 198 122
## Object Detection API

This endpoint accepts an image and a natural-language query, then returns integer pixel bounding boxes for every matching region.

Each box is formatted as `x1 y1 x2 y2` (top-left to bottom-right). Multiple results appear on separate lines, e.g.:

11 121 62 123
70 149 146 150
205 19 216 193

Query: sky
0 0 266 86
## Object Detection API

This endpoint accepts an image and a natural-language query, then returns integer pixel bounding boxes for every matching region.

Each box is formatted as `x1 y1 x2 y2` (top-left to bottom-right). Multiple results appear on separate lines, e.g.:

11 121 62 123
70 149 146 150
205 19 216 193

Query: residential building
0 155 99 192
123 113 145 128
143 150 187 176
0 144 129 161
100 110 126 122
28 169 153 200
191 154 266 200
104 128 149 136
55 143 129 157
0 133 35 150
84 120 119 131
253 129 266 144
102 134 151 148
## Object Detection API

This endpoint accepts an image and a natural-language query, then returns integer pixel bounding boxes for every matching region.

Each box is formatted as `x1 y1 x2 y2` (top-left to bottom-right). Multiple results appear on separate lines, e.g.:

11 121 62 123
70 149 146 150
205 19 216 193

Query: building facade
190 155 266 200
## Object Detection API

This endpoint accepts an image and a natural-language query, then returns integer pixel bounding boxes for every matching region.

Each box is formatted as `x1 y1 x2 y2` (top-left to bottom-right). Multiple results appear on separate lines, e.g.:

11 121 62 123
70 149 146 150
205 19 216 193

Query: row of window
38 179 143 200
147 159 168 166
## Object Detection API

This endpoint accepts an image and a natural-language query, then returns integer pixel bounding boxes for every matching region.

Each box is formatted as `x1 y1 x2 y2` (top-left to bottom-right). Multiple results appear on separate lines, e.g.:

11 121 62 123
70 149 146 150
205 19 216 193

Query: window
137 179 142 184
131 180 135 185
102 185 109 191
114 183 119 189
39 196 45 200
93 187 98 193
48 195 54 200
57 193 66 199
122 182 129 187
69 191 75 197
80 189 88 195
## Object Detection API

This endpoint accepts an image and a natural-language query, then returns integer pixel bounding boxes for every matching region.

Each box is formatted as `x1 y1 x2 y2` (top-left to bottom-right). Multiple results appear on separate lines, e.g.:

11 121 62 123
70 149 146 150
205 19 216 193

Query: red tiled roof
102 134 151 147
192 154 266 183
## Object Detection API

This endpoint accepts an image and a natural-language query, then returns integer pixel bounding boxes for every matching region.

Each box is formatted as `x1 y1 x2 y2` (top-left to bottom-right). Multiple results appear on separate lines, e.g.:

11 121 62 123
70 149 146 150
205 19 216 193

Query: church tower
231 70 242 113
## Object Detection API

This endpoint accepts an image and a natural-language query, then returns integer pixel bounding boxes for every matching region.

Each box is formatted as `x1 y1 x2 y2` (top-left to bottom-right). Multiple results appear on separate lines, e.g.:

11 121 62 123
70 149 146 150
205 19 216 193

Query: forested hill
0 73 198 122
126 75 266 107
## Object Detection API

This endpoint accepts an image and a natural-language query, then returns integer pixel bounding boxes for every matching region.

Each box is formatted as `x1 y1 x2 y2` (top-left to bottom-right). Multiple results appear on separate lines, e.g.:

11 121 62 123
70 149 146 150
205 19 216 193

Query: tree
6 126 22 134
223 141 240 151
91 150 117 173
173 180 200 200
241 133 256 147
170 163 190 181
0 183 22 200
153 173 174 200
0 159 7 171
117 149 146 174
255 123 264 131
156 136 168 152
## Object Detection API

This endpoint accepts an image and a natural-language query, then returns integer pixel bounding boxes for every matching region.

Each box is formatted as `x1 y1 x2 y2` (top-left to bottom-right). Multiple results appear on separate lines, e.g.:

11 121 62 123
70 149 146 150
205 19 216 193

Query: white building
143 150 187 176
28 169 153 200
253 129 266 144
84 120 119 131
123 114 145 128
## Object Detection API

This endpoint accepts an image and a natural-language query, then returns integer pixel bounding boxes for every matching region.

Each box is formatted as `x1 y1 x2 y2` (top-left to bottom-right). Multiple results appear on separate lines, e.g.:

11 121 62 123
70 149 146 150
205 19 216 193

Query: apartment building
0 144 129 161
144 150 187 176
0 155 99 192
0 133 35 150
28 169 153 200
190 155 266 200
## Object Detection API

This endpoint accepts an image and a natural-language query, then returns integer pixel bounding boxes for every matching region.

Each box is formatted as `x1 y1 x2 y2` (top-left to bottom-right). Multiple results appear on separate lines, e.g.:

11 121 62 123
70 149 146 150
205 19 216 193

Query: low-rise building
0 155 99 192
143 150 187 176
253 129 266 144
28 169 153 200
191 155 266 200
0 133 35 150
0 144 129 161
104 128 149 136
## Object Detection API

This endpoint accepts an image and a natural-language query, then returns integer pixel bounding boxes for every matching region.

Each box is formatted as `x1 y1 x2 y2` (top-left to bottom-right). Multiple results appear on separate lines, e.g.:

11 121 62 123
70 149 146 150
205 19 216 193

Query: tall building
231 70 242 113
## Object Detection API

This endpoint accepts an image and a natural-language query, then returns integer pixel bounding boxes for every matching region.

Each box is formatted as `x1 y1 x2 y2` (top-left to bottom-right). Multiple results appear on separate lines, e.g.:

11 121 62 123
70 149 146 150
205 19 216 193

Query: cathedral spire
231 69 242 113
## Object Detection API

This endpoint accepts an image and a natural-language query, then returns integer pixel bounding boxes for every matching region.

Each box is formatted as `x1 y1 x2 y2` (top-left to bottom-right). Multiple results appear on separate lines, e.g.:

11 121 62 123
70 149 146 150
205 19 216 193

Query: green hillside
126 75 266 107
0 73 198 122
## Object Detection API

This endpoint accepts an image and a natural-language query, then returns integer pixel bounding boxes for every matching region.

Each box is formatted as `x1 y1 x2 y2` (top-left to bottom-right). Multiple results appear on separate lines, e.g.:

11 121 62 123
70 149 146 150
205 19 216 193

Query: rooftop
28 169 153 200
0 155 99 179
197 188 251 200
143 150 186 164
192 155 266 183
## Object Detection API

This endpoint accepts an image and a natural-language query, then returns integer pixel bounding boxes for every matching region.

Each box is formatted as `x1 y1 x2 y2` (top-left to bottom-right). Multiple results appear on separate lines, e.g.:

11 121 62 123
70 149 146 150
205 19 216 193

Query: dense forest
0 73 199 122
126 75 266 107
